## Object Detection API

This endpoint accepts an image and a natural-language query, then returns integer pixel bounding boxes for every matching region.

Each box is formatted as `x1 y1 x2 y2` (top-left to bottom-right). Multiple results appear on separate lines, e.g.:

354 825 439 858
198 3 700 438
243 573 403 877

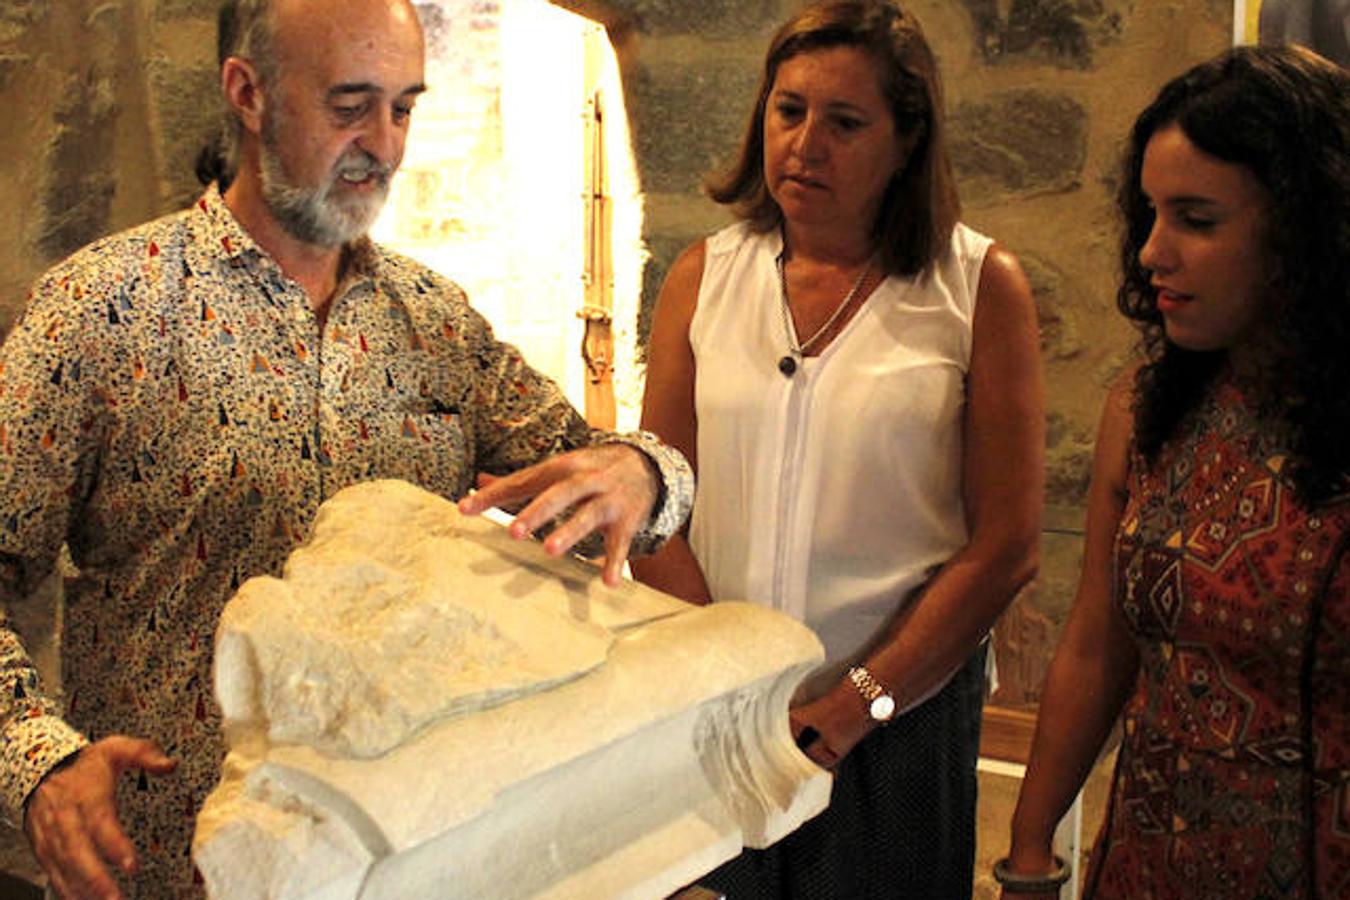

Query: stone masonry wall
0 0 1230 885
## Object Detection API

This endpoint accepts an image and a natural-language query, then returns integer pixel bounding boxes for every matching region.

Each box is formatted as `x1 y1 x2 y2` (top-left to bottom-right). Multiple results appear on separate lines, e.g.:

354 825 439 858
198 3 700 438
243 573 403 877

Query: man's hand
457 444 659 586
24 736 177 900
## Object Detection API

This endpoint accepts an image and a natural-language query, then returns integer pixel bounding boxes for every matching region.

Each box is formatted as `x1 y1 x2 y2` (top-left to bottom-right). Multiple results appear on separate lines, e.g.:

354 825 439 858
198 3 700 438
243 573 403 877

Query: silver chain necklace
776 248 877 377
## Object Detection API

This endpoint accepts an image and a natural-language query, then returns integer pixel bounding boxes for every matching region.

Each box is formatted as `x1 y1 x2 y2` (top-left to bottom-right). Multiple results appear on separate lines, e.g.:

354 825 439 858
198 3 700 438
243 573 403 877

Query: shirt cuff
1 714 88 826
598 430 694 555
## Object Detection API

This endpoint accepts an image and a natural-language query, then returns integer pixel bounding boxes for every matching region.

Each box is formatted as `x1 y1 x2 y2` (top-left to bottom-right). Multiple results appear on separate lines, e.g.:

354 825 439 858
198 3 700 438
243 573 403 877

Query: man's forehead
271 0 425 83
272 0 420 31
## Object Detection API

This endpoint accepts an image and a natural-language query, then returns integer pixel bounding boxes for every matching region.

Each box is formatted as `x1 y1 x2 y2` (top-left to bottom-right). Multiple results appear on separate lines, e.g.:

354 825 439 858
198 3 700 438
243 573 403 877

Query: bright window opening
373 0 646 431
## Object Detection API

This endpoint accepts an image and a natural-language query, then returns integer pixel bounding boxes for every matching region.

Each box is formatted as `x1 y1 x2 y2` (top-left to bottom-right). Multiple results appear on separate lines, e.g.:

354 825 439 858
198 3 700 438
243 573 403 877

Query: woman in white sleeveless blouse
633 2 1043 897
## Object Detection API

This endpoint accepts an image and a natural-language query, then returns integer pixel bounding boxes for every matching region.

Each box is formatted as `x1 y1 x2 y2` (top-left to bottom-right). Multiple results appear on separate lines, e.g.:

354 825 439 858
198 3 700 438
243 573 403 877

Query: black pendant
778 355 797 377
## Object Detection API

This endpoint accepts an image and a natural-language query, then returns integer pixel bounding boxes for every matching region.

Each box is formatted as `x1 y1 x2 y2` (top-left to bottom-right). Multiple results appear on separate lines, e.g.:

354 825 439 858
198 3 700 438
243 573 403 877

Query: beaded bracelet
991 855 1070 893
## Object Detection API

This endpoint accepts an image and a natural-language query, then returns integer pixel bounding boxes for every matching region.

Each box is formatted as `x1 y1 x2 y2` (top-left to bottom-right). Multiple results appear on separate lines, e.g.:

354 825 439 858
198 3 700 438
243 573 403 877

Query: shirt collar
193 183 263 264
193 183 381 284
342 236 379 281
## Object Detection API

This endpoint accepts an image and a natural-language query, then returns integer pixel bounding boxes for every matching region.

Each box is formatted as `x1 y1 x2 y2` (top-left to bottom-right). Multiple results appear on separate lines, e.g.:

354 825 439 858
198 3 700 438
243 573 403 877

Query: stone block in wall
1046 410 1094 508
86 3 119 31
148 59 222 209
1019 252 1084 362
155 0 223 20
959 0 1132 68
626 58 757 196
195 479 829 899
950 89 1088 204
39 71 118 260
637 231 702 351
990 505 1086 709
0 53 29 93
596 0 782 38
0 1 49 43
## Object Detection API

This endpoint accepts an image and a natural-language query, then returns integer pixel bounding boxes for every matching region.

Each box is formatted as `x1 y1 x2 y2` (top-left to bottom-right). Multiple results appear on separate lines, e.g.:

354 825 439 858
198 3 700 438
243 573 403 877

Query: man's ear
221 56 266 136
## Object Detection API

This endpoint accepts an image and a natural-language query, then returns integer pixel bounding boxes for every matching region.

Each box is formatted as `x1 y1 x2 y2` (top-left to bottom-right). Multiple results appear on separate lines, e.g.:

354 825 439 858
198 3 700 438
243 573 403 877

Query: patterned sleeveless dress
1085 379 1350 898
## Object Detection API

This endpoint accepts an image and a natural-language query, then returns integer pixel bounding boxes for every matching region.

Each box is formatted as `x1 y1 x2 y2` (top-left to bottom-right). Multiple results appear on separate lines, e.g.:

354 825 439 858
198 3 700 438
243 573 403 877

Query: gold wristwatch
847 665 896 722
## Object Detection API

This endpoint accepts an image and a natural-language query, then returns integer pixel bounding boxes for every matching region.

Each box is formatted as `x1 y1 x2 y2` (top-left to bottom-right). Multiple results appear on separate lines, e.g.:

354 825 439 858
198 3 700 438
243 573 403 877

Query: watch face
870 695 895 721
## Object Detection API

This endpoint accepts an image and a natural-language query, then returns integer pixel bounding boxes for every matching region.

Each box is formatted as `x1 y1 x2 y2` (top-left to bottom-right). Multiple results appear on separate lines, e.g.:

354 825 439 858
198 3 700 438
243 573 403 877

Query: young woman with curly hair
998 44 1350 900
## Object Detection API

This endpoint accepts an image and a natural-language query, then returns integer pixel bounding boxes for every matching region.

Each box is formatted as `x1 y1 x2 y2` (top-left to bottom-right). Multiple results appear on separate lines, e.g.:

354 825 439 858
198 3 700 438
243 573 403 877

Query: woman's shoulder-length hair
705 0 960 277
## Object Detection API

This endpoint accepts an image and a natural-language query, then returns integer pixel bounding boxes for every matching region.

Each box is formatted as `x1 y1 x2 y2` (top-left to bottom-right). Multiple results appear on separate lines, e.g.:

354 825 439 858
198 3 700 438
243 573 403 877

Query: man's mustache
333 150 393 185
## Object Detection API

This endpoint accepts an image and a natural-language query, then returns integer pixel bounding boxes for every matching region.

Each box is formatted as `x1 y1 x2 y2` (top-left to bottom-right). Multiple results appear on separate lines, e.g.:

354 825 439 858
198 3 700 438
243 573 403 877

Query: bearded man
0 1 692 896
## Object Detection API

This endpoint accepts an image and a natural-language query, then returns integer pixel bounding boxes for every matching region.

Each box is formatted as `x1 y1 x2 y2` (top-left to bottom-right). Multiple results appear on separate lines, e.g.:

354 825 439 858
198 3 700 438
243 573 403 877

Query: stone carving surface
215 481 627 759
195 480 828 899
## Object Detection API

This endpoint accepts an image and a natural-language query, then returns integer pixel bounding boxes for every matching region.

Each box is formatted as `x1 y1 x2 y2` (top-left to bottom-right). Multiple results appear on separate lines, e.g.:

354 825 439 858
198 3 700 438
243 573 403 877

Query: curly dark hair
1117 44 1350 504
705 0 960 277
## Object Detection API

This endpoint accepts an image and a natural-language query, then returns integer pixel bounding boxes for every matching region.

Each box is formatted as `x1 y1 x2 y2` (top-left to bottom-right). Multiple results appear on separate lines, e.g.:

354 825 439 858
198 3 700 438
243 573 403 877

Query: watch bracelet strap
847 665 889 705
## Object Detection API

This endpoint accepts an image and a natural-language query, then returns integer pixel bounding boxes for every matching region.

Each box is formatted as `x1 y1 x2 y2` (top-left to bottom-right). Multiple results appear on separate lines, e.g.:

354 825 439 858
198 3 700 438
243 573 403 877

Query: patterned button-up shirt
0 186 691 894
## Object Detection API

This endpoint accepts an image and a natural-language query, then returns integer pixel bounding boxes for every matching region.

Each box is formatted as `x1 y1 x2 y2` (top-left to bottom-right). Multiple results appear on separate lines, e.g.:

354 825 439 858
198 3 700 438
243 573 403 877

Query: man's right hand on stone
23 736 176 900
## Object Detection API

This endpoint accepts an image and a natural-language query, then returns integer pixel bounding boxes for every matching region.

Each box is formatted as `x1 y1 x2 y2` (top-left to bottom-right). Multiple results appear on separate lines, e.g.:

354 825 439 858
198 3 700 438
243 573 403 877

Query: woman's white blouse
687 221 992 696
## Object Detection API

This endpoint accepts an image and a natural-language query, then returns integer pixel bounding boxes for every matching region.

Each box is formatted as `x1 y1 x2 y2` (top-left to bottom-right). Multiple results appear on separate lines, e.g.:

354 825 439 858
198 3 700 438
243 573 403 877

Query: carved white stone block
194 480 829 899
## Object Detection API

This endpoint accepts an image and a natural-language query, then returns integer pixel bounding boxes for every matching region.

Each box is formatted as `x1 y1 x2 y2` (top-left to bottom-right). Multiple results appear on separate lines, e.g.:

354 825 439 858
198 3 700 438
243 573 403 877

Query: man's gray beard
258 127 390 248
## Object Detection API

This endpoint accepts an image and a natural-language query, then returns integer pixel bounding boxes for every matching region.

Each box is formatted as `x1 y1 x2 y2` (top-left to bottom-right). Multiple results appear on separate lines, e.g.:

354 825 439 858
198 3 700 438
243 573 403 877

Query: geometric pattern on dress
1120 794 1167 838
1087 377 1350 900
1336 778 1350 838
1166 820 1263 898
1116 723 1177 838
1172 643 1255 749
1263 816 1307 892
1165 446 1197 496
1144 548 1185 634
1329 780 1350 897
1183 475 1280 573
1243 734 1310 767
1117 519 1185 636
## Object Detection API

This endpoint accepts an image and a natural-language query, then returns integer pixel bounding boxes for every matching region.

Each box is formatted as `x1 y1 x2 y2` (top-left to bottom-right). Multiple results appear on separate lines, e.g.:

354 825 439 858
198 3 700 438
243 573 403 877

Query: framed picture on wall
1235 0 1350 64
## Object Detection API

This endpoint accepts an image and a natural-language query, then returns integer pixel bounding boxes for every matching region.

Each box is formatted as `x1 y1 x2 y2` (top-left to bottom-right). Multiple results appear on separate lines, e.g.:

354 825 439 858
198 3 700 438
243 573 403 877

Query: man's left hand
457 444 658 586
